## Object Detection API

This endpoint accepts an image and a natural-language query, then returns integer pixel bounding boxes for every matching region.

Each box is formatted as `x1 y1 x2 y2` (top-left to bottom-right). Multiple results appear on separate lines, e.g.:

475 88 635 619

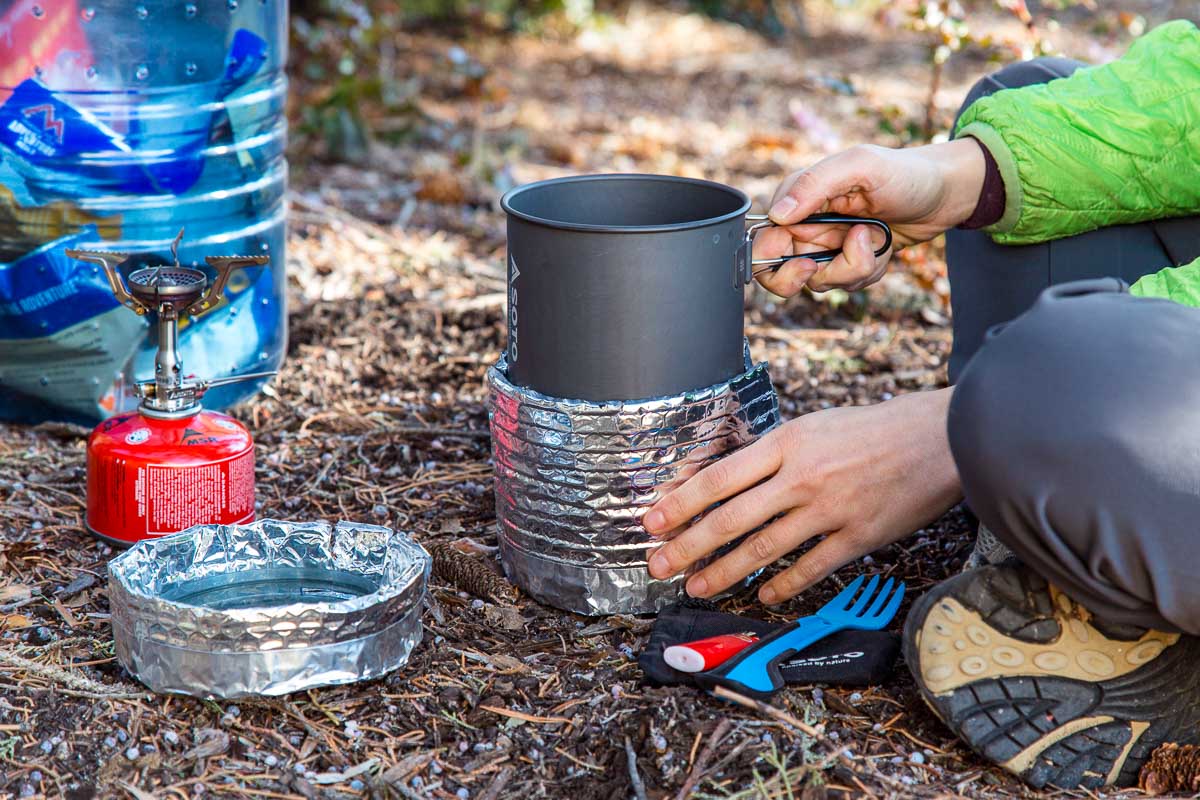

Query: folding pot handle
734 213 893 287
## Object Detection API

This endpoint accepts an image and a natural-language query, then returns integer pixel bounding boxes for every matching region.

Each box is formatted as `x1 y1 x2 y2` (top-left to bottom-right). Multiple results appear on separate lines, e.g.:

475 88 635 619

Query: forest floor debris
0 3 1187 797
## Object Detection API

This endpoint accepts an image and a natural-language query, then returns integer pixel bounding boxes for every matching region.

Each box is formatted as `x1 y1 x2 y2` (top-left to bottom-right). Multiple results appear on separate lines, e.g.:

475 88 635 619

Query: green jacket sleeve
954 20 1200 245
1130 256 1200 304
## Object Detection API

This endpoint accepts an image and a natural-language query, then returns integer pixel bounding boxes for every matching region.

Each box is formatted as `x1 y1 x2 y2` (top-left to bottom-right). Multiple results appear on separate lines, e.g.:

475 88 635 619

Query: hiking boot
903 564 1200 790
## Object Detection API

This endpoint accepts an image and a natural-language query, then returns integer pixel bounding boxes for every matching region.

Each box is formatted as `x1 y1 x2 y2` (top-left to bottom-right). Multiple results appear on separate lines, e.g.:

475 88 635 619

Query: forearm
901 386 962 512
930 138 989 230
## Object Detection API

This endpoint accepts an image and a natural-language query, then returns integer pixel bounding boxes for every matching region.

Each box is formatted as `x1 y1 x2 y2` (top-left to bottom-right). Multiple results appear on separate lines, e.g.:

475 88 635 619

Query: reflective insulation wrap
488 344 780 615
107 519 431 699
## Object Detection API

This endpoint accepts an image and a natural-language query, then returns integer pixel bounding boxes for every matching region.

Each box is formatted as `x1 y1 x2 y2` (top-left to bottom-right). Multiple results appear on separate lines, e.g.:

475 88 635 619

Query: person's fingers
751 226 794 262
643 432 783 536
683 506 831 598
769 146 877 225
647 482 789 580
758 532 863 604
755 256 819 297
753 223 852 295
807 226 890 292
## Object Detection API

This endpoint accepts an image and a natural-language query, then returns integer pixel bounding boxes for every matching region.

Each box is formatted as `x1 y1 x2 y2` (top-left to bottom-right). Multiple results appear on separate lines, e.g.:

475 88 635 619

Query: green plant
898 0 1096 138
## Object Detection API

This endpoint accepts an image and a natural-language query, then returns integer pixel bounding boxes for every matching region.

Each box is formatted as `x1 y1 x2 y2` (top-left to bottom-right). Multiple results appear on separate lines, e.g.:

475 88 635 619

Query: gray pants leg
949 280 1200 634
945 61 1200 634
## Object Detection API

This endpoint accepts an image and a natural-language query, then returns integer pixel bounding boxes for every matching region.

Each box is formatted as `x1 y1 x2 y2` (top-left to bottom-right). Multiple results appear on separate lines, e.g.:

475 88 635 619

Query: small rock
39 740 52 754
350 779 365 791
293 764 305 774
289 735 302 746
116 730 128 743
226 705 241 717
125 746 140 761
849 692 863 704
910 751 926 765
470 599 484 610
457 789 470 800
372 504 388 517
19 785 34 798
104 737 117 749
263 754 278 767
163 730 180 746
29 772 42 783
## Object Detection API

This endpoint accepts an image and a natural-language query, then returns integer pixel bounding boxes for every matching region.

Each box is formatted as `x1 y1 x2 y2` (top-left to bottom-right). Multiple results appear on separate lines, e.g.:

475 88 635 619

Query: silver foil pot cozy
108 519 431 699
488 344 780 615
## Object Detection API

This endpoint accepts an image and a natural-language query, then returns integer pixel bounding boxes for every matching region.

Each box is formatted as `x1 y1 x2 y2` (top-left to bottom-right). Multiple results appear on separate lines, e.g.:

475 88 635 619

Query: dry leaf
416 173 468 205
184 729 230 762
0 584 32 603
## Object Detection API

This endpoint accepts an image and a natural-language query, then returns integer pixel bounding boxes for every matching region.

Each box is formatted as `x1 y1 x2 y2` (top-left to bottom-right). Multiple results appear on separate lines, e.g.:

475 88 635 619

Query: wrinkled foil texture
108 519 431 699
488 345 780 615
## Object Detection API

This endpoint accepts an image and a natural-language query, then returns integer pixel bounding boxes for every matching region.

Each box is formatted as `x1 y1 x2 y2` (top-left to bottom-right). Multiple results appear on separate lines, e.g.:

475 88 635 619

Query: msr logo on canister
508 254 520 363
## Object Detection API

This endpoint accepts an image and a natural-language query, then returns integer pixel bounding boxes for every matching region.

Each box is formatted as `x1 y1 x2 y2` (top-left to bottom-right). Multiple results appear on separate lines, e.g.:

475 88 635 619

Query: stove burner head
64 235 273 417
127 266 209 311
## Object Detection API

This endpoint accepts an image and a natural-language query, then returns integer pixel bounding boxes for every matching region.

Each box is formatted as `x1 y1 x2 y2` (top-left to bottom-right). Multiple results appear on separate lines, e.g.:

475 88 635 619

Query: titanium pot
500 174 892 400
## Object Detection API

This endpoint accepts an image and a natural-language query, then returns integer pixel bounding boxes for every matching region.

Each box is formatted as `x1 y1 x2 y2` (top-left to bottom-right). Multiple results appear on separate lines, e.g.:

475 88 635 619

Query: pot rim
501 173 751 234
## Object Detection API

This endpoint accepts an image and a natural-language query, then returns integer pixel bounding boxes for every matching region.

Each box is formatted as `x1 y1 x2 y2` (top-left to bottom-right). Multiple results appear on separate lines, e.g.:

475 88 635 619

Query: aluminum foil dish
488 344 780 616
108 519 430 699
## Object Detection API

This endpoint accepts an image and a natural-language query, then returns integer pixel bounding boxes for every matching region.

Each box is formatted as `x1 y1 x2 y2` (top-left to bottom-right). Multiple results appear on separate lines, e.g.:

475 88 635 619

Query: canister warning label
143 450 255 535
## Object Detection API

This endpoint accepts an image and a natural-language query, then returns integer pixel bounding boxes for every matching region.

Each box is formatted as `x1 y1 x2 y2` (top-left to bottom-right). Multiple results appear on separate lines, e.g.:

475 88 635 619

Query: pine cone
429 543 517 604
1140 743 1200 795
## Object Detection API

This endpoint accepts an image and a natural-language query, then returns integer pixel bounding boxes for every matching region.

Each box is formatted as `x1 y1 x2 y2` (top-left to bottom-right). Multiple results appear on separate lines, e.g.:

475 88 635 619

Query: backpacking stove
66 236 272 546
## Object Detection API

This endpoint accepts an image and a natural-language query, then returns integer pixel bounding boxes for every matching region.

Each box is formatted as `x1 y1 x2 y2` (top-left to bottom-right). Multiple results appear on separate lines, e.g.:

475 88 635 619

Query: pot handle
735 213 893 287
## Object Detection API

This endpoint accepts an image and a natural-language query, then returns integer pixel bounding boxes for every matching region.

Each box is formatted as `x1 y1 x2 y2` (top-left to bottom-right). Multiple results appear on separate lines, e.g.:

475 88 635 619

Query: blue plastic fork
697 575 906 699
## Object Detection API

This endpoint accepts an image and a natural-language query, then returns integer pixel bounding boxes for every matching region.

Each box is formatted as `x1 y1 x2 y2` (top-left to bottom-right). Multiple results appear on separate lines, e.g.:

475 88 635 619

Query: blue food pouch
0 226 147 422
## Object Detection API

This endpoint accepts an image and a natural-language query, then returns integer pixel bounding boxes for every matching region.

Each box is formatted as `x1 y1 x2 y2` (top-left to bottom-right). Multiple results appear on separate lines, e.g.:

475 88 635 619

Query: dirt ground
1 2 1195 798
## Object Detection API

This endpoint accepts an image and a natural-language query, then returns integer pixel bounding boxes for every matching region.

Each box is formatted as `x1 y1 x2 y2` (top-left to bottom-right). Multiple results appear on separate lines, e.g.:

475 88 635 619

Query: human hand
644 388 961 604
754 138 986 296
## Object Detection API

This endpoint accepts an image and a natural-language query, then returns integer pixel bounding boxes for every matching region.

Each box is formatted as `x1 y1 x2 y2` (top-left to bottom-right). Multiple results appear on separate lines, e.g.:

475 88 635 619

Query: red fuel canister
86 410 256 546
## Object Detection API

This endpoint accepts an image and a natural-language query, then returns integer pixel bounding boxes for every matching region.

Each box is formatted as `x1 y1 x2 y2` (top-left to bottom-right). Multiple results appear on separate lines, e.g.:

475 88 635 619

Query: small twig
478 766 513 800
676 719 733 800
0 649 146 699
624 736 648 800
710 686 823 739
